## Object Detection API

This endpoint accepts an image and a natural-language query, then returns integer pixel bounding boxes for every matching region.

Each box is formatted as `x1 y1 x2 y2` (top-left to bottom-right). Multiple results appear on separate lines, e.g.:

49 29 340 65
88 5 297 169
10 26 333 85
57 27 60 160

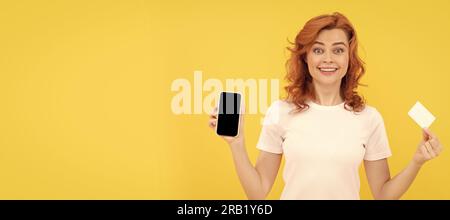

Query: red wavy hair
285 12 366 112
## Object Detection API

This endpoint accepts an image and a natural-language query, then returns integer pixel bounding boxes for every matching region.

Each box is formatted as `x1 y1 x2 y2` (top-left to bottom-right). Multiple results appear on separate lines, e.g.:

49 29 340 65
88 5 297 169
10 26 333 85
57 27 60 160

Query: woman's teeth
319 68 337 72
318 67 338 76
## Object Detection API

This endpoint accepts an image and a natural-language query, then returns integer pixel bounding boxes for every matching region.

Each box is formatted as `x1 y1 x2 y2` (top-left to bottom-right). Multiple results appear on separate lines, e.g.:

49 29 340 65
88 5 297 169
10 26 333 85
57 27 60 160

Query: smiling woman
285 12 365 112
208 12 444 200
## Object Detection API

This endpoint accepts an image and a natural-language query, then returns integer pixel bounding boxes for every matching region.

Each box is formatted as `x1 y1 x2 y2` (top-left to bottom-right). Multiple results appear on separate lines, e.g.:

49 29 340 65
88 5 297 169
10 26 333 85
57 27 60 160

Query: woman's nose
323 51 333 63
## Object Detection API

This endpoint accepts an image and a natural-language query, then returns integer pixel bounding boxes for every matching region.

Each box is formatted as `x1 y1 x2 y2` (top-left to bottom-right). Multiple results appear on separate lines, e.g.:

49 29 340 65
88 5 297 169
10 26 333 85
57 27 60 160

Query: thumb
422 128 431 141
423 128 436 140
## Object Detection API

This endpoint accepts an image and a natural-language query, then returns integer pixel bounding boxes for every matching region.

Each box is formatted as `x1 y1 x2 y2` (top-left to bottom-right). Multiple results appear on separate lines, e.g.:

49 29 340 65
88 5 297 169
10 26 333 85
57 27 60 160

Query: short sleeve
256 101 284 154
364 109 392 161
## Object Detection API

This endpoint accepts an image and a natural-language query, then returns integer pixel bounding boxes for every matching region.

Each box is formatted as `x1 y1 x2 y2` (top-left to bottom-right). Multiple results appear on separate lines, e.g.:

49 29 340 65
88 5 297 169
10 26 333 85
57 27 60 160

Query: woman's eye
313 48 323 54
334 48 345 54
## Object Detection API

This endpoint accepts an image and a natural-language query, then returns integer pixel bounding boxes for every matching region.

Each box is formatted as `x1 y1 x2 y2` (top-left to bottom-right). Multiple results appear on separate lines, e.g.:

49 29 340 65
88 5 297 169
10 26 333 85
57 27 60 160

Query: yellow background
0 0 449 199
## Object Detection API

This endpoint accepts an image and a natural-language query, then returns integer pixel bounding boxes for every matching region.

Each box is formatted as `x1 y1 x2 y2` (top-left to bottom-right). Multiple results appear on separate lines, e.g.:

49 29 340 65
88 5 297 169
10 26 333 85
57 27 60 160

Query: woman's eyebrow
313 41 348 47
313 41 325 46
332 42 348 47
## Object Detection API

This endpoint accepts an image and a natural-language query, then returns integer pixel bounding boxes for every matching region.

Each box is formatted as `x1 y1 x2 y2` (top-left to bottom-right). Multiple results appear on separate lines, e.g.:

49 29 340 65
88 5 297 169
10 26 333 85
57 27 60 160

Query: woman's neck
312 82 343 106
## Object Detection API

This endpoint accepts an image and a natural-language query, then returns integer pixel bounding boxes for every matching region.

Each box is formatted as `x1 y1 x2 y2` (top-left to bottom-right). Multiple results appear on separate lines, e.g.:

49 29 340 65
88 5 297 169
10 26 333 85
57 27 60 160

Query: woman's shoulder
262 99 296 125
359 104 385 122
267 99 297 114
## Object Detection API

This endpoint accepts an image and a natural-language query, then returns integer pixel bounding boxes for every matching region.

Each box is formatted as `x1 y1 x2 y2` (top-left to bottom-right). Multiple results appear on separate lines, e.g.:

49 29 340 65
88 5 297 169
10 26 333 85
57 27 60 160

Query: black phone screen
216 92 241 137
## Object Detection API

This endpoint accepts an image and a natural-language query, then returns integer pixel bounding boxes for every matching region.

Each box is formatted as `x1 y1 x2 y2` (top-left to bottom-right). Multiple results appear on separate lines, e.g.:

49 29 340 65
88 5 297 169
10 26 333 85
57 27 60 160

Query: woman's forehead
315 29 349 45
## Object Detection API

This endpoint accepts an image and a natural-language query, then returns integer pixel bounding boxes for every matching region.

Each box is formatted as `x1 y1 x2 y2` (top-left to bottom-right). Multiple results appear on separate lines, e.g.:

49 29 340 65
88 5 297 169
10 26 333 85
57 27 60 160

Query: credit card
408 101 435 128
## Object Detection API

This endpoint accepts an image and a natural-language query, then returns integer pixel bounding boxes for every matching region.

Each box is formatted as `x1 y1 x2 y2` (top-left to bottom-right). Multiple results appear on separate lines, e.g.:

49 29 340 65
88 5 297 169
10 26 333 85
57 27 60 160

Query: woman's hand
412 128 444 166
208 105 245 147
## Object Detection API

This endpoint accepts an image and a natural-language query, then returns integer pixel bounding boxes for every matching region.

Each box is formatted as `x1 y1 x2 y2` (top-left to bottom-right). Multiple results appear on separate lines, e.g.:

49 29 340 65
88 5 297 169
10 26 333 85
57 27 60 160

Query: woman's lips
318 67 338 76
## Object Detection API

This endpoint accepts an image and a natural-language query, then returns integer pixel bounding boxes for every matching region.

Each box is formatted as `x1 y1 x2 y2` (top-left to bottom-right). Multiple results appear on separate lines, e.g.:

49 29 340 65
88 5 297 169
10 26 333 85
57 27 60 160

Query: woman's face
306 28 349 88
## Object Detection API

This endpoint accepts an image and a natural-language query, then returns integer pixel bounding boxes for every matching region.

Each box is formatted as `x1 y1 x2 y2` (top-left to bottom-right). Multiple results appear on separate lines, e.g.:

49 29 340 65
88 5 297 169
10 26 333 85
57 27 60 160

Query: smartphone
216 91 242 137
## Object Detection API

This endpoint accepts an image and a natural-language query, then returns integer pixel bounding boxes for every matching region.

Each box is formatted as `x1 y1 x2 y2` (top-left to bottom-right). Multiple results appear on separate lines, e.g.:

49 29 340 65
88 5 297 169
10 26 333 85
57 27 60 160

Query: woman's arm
364 129 443 200
364 159 421 200
229 140 282 200
209 106 282 200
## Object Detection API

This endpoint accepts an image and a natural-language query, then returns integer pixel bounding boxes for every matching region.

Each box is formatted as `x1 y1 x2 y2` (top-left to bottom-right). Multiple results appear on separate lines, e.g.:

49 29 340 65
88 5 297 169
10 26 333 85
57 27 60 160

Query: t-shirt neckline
307 100 345 110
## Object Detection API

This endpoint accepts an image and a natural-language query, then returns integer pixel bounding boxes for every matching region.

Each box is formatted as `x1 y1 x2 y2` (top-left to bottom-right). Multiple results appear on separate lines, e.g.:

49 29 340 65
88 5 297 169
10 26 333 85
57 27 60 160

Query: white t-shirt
257 100 392 200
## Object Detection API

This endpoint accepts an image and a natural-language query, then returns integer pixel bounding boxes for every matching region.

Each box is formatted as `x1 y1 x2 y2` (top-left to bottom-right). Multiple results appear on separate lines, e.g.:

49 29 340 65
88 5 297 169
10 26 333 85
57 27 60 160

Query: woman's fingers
429 139 443 156
416 130 443 164
208 119 217 129
423 129 444 156
420 145 432 160
425 142 436 158
423 128 437 139
209 107 218 119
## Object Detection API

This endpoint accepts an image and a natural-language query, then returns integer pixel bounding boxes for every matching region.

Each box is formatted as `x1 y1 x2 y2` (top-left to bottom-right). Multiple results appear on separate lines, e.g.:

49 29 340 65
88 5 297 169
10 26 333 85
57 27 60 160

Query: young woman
208 12 443 200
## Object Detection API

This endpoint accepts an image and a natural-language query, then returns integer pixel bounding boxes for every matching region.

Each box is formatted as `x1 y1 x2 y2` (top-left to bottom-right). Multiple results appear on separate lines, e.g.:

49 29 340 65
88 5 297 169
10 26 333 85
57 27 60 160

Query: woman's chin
314 76 342 86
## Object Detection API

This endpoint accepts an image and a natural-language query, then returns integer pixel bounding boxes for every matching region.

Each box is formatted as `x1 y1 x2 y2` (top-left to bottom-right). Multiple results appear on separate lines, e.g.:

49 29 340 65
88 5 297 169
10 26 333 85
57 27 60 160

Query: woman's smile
318 67 339 76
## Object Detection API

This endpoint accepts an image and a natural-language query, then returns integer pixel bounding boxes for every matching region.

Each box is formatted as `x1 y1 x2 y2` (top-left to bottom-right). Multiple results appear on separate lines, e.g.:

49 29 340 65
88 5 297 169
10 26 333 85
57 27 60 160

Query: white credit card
408 101 436 128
